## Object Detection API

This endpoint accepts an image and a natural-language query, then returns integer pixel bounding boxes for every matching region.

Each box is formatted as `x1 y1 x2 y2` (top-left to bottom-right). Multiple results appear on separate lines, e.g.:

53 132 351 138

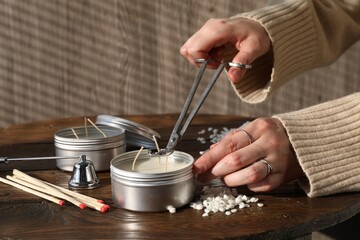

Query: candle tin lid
95 115 160 149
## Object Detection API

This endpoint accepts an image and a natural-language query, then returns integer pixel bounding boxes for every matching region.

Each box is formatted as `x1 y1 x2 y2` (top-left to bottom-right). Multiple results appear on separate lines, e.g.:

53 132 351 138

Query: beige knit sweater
233 0 360 197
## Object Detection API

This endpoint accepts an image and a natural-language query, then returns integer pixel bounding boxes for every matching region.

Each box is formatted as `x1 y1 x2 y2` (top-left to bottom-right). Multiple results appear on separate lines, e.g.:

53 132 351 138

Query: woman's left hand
194 117 304 192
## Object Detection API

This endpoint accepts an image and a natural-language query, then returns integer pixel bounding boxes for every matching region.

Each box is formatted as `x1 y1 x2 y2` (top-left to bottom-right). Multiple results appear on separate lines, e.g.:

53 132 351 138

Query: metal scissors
149 58 252 156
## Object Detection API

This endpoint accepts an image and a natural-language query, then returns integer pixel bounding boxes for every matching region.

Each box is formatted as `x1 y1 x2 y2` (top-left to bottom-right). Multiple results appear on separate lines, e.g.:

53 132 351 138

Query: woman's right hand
180 17 271 83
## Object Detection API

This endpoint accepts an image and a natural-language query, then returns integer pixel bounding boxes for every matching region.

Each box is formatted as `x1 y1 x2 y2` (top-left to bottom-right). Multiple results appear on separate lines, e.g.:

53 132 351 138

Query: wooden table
0 114 359 240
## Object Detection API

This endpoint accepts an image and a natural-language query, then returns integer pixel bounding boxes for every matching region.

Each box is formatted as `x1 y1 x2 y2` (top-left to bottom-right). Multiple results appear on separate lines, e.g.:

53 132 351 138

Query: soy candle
125 154 189 173
54 126 126 172
110 149 195 212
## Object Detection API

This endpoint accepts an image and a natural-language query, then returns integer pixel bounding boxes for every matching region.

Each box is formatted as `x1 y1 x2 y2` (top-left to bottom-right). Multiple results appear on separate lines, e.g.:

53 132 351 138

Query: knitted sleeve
274 93 360 197
232 0 360 197
231 0 360 103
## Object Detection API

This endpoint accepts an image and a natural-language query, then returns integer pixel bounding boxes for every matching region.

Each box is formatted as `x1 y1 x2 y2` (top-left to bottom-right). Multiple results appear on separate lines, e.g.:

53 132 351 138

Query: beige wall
0 0 359 127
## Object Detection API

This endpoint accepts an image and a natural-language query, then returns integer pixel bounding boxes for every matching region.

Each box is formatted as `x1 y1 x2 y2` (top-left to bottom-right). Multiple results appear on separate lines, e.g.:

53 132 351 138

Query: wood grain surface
0 114 359 240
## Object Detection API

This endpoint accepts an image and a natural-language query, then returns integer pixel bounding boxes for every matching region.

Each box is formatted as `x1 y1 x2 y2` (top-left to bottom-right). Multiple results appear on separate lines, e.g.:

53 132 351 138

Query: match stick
6 175 71 207
87 118 106 137
77 199 109 212
71 128 79 139
132 146 144 171
7 175 49 194
12 170 109 212
0 176 65 206
44 181 109 212
12 169 86 209
45 181 104 204
13 175 109 212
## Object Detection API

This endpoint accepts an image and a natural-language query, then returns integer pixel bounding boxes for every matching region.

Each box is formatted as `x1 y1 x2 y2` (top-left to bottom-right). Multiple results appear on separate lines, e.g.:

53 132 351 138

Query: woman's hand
194 118 304 192
180 17 271 83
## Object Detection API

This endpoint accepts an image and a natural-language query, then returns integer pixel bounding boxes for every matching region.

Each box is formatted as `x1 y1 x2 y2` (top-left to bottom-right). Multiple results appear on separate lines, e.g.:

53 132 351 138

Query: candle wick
87 118 106 138
132 146 144 171
152 135 161 166
71 128 79 139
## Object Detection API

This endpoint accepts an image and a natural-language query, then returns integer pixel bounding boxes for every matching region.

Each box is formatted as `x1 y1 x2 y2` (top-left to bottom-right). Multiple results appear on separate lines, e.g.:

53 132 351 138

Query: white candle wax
122 155 190 174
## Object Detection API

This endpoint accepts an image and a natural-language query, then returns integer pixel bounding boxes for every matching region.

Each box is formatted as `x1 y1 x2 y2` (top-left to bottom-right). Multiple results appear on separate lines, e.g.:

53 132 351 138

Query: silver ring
228 62 252 69
259 159 273 175
237 129 252 145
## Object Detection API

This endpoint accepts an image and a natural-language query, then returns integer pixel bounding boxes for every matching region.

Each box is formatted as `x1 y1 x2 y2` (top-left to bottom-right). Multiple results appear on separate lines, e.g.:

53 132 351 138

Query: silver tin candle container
54 126 126 172
96 115 160 149
110 149 195 212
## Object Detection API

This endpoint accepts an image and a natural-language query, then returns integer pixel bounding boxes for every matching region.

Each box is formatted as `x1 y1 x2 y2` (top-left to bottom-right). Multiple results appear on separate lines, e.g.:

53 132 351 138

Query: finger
180 19 235 67
180 37 220 66
205 140 265 181
194 129 253 175
247 172 282 192
222 160 269 187
228 37 269 83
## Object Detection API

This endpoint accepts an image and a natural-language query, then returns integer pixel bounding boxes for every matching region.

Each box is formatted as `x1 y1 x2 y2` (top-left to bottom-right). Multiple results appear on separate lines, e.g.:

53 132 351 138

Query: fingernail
211 161 223 175
193 162 205 174
231 69 243 83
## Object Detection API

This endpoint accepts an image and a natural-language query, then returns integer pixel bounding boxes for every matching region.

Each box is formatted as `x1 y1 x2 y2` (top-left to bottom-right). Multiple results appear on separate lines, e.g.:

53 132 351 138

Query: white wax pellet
198 129 206 134
196 204 203 210
167 206 176 213
212 207 219 213
235 196 242 204
257 203 264 207
239 202 246 209
202 212 209 217
190 185 265 216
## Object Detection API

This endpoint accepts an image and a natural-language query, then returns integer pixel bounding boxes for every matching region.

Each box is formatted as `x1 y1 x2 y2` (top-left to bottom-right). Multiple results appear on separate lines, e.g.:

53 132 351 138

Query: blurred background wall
0 0 359 127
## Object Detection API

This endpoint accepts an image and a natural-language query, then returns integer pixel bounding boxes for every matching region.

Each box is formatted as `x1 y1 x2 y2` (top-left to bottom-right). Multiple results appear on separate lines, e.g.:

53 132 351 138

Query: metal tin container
54 126 126 172
96 115 160 149
110 149 195 212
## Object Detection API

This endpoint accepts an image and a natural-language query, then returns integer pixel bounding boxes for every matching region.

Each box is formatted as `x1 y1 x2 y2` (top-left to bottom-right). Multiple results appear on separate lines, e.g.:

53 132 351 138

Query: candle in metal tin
54 125 126 172
110 149 195 212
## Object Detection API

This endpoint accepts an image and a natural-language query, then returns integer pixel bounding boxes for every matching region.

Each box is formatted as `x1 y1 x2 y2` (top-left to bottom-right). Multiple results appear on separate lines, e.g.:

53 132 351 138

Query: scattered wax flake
190 185 265 217
167 206 176 213
198 129 206 134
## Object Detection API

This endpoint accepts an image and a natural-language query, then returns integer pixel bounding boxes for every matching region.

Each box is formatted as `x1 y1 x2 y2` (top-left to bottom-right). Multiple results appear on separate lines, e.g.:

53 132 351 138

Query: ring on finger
259 159 273 175
237 129 252 145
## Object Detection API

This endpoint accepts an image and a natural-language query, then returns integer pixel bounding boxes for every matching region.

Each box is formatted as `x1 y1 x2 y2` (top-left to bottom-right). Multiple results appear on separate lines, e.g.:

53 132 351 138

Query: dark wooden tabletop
0 114 359 240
